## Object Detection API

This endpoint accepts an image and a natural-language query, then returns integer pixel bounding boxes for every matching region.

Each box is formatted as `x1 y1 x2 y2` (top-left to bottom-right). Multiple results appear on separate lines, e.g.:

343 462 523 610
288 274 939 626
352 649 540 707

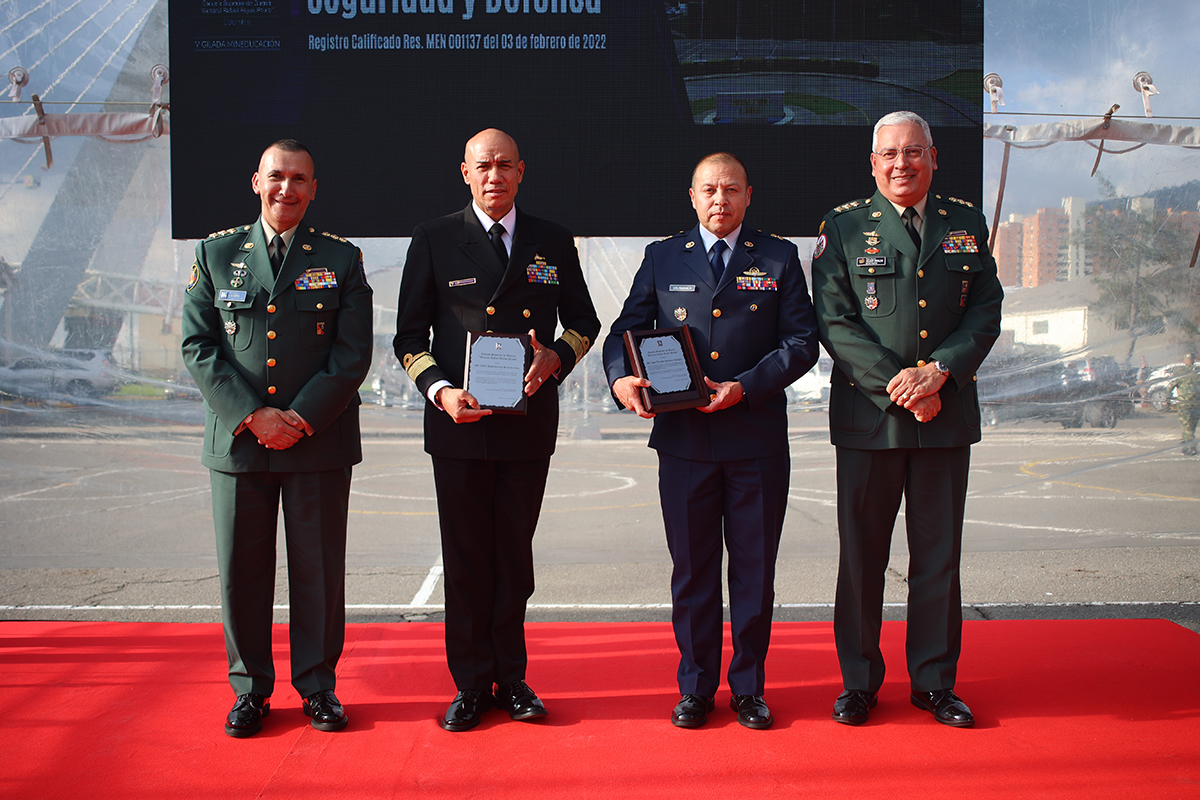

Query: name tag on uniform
856 257 888 267
295 267 338 290
449 278 477 288
218 289 247 302
669 284 696 292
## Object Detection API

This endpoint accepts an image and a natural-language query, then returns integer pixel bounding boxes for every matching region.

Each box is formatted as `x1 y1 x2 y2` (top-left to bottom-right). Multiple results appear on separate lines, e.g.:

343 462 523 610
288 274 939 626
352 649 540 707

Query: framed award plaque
622 326 709 413
464 331 531 414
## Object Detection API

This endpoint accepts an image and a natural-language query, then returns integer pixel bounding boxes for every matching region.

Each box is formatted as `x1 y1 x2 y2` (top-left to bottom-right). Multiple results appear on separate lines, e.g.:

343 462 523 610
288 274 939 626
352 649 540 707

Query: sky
4 0 1197 265
982 0 1200 217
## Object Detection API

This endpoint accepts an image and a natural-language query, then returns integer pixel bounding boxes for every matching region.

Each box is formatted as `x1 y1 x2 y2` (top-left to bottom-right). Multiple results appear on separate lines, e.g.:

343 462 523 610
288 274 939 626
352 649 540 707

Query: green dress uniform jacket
812 191 1003 449
181 220 373 470
812 190 1003 695
180 217 373 699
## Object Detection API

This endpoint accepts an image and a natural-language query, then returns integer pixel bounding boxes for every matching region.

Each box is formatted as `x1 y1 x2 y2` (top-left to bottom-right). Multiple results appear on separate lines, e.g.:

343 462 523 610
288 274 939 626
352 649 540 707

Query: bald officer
604 153 818 730
394 128 600 732
181 139 373 738
811 111 1002 728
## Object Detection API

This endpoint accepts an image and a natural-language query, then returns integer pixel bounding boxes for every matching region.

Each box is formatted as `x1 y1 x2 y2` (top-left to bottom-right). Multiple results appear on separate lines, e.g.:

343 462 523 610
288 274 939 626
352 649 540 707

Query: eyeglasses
873 146 931 163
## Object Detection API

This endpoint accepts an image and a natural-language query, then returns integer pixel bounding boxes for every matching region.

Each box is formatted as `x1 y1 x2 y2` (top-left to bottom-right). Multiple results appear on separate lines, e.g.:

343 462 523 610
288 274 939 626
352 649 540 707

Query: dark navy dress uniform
393 204 600 692
603 223 818 698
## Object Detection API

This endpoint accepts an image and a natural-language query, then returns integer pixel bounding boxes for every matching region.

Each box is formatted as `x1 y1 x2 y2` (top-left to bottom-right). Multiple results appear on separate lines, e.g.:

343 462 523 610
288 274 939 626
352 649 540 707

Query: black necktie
709 239 727 281
902 207 922 250
488 222 508 268
270 234 285 276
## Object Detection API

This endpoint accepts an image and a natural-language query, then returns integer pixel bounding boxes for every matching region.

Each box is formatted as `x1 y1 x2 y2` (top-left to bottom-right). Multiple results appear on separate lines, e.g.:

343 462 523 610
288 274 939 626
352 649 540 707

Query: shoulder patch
813 234 827 260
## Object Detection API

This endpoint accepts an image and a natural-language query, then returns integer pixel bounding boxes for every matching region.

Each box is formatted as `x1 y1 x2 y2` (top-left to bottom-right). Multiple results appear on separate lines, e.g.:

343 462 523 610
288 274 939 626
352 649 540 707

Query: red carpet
2 620 1198 799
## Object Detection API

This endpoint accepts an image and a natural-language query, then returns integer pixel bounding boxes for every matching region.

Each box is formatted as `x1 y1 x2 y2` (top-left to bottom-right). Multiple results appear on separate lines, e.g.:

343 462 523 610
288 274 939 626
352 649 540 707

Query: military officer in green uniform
1172 353 1200 455
811 111 1003 729
181 139 373 738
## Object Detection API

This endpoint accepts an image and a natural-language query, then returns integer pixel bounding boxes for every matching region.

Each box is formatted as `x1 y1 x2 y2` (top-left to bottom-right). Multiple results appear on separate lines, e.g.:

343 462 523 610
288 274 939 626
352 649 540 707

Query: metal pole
989 141 1011 253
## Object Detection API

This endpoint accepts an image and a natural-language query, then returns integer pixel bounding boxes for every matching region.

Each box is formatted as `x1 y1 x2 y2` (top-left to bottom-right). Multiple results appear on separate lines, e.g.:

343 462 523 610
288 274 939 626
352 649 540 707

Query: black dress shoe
303 689 349 732
730 695 773 729
832 689 878 726
440 689 493 732
910 689 975 728
225 693 270 738
494 680 548 721
671 694 715 728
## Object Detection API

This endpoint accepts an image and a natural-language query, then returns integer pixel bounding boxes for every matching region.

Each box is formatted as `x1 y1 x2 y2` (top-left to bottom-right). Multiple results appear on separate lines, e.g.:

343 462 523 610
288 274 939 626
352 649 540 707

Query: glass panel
1 0 1195 616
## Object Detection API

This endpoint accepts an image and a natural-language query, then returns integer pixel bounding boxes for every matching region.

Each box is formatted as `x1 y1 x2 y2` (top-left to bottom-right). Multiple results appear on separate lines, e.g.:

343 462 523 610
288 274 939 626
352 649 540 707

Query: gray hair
872 111 933 152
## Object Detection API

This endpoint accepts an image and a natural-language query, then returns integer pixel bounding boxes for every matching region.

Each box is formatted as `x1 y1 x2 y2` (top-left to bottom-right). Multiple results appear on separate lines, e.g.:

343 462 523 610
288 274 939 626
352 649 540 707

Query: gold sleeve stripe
560 329 591 366
403 352 438 382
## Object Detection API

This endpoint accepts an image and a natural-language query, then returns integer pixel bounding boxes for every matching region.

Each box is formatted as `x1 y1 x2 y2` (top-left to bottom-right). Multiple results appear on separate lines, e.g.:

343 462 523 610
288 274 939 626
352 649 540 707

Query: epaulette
658 230 687 242
311 227 354 246
937 194 976 209
206 226 248 240
831 198 871 214
747 228 790 243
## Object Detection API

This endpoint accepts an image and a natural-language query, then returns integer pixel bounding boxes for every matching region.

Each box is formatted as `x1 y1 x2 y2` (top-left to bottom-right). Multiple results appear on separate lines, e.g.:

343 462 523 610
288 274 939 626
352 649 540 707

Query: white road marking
410 556 443 607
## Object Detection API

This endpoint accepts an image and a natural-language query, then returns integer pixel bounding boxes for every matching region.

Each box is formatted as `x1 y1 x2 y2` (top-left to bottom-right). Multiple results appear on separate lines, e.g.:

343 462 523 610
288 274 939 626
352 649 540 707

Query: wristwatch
934 360 950 375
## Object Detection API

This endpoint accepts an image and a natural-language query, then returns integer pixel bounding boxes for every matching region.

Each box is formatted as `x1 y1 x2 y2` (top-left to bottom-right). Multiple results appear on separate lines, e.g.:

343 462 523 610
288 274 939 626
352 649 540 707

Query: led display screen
169 0 983 238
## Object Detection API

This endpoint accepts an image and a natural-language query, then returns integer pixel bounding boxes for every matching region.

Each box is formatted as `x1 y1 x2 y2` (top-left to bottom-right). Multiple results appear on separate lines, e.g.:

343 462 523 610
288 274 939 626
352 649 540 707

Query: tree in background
1086 179 1200 361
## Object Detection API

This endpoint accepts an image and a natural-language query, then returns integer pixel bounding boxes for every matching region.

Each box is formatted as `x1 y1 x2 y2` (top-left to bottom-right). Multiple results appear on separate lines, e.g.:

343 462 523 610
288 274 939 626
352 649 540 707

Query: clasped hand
886 363 948 423
247 407 311 449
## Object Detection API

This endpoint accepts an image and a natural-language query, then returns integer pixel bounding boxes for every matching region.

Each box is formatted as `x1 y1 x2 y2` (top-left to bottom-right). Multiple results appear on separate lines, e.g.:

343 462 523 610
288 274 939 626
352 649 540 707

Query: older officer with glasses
811 111 1003 729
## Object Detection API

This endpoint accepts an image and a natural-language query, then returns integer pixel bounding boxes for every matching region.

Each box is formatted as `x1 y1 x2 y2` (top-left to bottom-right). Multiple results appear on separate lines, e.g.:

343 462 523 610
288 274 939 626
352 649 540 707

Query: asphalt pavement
1 398 1196 631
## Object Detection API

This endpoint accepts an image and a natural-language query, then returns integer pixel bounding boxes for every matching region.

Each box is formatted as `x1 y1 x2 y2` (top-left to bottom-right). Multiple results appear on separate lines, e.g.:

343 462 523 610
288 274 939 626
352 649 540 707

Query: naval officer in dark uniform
603 153 818 729
181 139 373 738
811 111 1003 728
394 128 600 732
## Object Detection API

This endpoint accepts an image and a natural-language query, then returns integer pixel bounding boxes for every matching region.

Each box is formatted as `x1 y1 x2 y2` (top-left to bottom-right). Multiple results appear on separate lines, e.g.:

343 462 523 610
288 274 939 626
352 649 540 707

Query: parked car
1144 363 1186 411
978 354 1133 429
363 358 423 409
164 371 202 400
0 349 121 399
58 348 114 368
786 356 832 406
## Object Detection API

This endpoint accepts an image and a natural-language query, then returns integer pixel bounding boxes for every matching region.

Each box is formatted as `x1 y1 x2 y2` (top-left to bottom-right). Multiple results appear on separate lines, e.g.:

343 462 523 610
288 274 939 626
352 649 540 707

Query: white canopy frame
984 113 1200 267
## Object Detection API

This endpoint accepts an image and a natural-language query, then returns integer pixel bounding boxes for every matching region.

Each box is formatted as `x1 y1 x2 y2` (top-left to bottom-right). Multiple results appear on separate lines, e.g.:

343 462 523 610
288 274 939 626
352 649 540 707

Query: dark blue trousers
658 451 790 697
